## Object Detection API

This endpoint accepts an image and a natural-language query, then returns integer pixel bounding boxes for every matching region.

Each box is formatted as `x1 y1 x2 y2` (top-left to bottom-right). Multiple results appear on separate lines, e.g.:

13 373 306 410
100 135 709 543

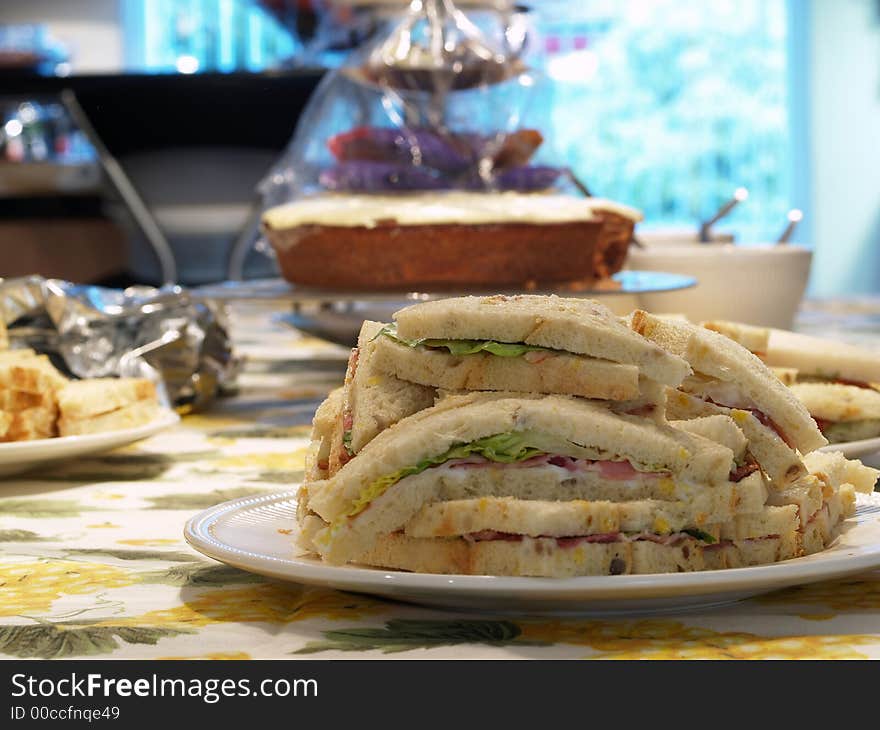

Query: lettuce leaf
420 339 548 358
343 431 545 519
374 324 549 358
682 528 716 544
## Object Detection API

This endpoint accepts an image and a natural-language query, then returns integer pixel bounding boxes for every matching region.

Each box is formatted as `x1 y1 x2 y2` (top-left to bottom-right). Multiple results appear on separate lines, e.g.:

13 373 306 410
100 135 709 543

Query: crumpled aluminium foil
0 276 238 411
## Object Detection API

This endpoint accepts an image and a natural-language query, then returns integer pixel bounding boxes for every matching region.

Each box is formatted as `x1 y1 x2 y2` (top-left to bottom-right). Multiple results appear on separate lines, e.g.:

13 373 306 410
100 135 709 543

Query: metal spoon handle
699 187 748 243
776 209 803 244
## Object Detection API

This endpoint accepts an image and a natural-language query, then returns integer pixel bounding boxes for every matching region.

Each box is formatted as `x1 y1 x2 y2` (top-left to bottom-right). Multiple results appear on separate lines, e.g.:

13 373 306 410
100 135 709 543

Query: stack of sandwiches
0 333 161 442
296 295 877 577
700 319 880 445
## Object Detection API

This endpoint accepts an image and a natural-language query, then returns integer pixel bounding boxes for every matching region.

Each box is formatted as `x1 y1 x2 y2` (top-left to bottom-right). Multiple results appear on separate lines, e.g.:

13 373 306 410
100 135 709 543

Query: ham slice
596 460 642 481
729 461 759 483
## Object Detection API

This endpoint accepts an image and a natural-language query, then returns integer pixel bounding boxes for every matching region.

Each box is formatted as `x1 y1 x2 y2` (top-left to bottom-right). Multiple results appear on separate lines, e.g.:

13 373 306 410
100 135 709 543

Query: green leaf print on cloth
0 530 46 542
64 548 199 563
0 499 83 518
295 619 547 654
36 452 222 484
146 487 270 511
93 451 220 466
208 425 313 439
0 622 192 659
139 563 265 587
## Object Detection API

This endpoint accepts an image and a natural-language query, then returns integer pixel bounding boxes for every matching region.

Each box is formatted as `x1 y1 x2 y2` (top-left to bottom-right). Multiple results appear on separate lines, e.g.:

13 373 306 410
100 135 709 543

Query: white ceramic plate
0 409 180 478
184 490 880 615
819 437 880 460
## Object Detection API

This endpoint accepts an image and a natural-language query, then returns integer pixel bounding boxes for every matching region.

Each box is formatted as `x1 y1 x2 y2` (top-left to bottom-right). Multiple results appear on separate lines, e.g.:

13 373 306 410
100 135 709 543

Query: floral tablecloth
3 301 880 660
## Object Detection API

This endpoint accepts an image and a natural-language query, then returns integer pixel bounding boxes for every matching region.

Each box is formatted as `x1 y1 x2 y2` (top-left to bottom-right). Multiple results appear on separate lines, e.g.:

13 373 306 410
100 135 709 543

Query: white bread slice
839 483 857 519
296 514 328 553
403 496 738 540
772 367 799 386
393 295 692 386
0 388 52 412
0 405 58 442
803 451 879 494
330 322 435 472
638 534 799 571
665 389 806 487
766 475 825 528
714 504 799 541
765 328 880 384
58 401 159 436
57 377 156 420
355 531 800 576
0 348 36 361
305 466 768 519
790 382 880 422
404 498 620 539
0 355 67 395
609 377 668 423
800 486 855 556
702 532 802 570
371 333 641 400
801 517 829 556
671 415 747 462
313 388 343 439
700 320 769 356
304 387 344 483
629 310 826 454
401 492 793 546
358 533 633 576
348 321 435 454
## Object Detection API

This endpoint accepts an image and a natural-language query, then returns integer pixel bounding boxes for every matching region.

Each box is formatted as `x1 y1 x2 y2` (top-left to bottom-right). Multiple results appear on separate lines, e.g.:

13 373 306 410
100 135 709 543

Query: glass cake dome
260 0 581 208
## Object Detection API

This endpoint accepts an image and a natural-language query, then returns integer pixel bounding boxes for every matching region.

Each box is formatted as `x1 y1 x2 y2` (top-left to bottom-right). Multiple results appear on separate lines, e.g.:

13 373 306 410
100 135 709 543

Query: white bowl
626 244 812 329
637 226 735 246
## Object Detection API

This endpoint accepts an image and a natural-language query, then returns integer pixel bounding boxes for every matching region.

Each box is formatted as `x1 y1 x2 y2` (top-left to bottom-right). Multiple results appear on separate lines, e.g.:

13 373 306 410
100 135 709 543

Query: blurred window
533 0 792 242
123 0 299 74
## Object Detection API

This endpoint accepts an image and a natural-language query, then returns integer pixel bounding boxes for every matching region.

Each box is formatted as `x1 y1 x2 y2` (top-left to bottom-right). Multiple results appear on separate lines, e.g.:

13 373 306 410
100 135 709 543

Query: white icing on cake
262 192 643 229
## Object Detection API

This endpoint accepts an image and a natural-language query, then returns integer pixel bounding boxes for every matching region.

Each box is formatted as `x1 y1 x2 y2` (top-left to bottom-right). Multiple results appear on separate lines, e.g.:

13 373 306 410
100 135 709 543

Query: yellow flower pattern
0 561 135 617
101 584 384 630
758 575 880 613
213 450 308 471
